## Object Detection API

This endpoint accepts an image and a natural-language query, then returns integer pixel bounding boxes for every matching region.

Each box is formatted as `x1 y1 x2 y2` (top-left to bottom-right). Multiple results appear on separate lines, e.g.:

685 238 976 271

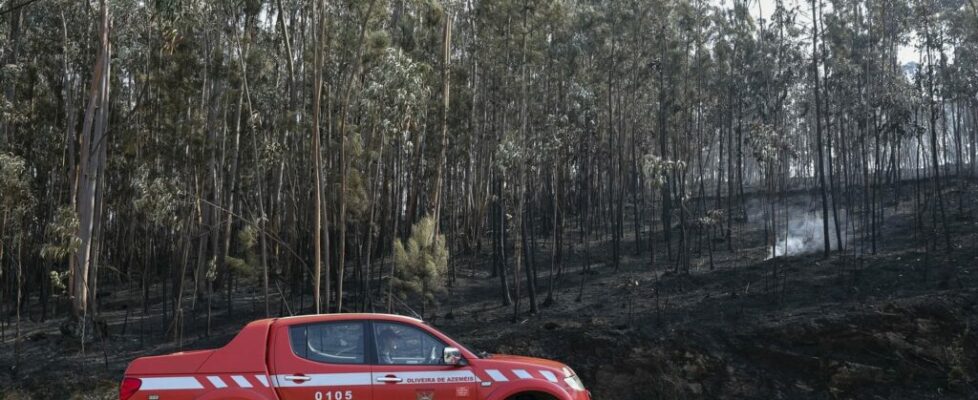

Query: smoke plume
769 212 840 258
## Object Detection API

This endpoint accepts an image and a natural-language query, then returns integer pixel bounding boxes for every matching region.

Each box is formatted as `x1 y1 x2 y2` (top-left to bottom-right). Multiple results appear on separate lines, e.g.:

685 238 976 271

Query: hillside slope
2 184 977 399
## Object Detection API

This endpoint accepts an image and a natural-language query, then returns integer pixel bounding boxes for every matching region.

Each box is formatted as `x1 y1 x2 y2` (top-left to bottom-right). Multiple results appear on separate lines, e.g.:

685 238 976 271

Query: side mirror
443 347 463 366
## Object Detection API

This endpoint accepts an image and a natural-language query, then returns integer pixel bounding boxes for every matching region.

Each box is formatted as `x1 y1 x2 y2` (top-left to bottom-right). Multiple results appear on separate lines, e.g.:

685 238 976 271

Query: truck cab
120 314 590 400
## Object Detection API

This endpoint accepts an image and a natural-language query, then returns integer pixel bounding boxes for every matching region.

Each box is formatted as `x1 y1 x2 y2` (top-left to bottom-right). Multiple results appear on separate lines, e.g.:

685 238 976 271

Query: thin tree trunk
431 11 452 230
311 0 326 314
812 0 831 257
73 0 111 322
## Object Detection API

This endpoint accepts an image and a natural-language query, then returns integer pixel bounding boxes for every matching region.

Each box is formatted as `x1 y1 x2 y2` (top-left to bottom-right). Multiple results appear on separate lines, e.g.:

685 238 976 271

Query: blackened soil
2 181 978 399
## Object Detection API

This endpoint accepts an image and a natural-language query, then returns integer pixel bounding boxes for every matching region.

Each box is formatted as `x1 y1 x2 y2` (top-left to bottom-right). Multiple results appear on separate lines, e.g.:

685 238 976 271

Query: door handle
376 376 403 383
284 375 312 382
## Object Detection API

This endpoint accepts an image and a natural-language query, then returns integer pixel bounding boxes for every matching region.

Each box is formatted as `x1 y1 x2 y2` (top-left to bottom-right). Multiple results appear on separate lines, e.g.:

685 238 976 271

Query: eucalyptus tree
2 0 978 352
360 46 430 310
470 0 563 311
915 0 953 252
0 153 32 360
311 0 327 314
748 0 804 257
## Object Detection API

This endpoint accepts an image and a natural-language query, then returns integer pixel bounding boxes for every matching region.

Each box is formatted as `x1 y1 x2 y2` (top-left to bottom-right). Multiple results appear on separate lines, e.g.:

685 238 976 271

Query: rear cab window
289 321 366 364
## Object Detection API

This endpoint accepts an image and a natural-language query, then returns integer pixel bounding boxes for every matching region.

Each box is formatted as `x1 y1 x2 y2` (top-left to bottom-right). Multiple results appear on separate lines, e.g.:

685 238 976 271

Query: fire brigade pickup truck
120 313 590 400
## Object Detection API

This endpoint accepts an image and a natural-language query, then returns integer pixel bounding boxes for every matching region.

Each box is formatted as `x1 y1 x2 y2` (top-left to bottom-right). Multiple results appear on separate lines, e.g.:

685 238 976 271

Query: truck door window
373 322 446 365
289 322 365 364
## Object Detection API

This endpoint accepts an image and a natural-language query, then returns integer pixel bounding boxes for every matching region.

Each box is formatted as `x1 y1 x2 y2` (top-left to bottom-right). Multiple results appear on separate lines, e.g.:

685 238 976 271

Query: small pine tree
229 223 259 280
390 216 448 317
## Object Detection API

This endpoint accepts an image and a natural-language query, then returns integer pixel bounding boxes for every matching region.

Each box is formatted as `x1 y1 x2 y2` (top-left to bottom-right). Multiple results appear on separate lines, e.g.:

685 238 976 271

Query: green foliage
230 223 260 280
0 153 33 219
366 30 393 58
238 223 259 249
49 270 69 296
40 207 81 261
494 131 526 175
225 255 254 278
748 122 797 165
0 66 29 127
391 216 449 305
258 135 285 169
642 155 685 189
422 0 446 28
344 168 370 222
362 47 430 141
205 258 218 283
132 167 186 228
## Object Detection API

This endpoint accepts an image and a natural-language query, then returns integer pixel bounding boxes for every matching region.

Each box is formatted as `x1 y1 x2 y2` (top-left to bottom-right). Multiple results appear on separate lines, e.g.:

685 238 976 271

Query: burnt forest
1 0 977 398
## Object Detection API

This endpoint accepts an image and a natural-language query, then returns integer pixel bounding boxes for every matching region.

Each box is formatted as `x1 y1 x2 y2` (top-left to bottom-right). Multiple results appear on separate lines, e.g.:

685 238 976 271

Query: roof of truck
268 313 424 326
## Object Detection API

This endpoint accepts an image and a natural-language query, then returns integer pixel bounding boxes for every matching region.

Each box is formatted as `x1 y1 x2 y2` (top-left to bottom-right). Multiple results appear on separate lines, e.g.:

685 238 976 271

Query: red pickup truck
120 313 590 400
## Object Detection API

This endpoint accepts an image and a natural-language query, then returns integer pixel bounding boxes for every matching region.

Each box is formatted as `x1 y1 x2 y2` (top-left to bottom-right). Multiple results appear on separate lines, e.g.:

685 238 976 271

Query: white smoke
769 212 838 258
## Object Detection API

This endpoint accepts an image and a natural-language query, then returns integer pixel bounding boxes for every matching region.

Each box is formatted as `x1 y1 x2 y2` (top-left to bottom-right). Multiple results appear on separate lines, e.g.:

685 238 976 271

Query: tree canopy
0 0 976 342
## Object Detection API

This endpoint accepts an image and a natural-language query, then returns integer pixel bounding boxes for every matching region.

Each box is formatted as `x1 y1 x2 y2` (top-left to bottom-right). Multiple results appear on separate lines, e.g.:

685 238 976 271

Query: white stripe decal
513 369 532 379
255 375 270 387
140 377 205 390
372 371 480 385
231 375 253 388
273 373 373 388
207 376 228 388
486 369 509 382
539 370 559 383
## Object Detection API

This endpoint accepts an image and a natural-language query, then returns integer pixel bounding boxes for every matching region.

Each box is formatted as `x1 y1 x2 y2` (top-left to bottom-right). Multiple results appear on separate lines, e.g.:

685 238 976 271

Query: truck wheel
509 392 558 400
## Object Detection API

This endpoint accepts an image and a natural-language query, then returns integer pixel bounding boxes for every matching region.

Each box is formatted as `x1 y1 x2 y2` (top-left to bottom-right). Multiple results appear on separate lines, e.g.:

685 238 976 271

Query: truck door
370 322 480 400
271 321 373 400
